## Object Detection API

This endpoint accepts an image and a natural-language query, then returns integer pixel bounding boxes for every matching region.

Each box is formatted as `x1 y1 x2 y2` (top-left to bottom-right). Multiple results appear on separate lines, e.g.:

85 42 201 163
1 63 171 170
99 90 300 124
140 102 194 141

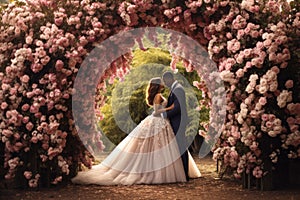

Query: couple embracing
72 71 201 185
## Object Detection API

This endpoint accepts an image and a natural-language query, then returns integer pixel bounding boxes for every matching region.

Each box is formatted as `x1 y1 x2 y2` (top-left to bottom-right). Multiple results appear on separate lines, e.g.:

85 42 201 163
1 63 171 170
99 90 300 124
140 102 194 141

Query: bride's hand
169 103 174 110
160 103 174 112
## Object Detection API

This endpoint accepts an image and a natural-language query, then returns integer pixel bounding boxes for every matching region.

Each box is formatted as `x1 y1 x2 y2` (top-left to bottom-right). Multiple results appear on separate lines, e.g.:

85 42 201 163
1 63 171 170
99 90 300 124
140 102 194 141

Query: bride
72 77 201 185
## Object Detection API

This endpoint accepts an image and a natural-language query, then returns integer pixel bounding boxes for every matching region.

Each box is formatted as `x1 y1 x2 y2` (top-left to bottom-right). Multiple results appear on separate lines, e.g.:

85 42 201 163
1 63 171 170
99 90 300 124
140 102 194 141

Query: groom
162 71 189 181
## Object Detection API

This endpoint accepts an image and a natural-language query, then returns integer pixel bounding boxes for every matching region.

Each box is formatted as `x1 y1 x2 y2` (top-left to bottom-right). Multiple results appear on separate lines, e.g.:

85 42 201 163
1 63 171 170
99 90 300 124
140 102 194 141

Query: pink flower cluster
261 114 282 137
213 146 239 168
209 0 299 180
240 0 260 13
277 90 293 108
256 69 278 94
0 0 125 187
283 103 300 155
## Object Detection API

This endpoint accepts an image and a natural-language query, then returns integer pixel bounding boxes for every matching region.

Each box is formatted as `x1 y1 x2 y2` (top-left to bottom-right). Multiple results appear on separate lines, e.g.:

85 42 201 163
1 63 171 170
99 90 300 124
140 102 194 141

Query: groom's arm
164 88 185 118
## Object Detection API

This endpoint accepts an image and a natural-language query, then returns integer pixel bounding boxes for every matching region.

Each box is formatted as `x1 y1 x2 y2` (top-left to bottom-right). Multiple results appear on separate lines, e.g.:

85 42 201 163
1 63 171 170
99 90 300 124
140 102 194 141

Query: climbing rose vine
0 0 299 187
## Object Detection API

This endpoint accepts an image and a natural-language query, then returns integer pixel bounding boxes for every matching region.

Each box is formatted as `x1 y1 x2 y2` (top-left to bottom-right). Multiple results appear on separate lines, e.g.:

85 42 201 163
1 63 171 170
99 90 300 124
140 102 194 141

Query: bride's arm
153 94 174 115
154 104 174 115
158 103 174 112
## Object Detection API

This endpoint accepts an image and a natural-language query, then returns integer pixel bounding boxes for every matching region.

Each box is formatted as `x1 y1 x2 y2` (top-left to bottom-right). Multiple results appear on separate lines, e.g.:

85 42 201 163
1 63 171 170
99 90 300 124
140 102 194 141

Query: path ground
1 154 299 200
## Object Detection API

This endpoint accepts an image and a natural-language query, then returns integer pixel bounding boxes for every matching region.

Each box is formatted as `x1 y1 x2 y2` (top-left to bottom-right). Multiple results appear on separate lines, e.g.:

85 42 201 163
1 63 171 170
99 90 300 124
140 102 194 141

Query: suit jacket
164 81 188 153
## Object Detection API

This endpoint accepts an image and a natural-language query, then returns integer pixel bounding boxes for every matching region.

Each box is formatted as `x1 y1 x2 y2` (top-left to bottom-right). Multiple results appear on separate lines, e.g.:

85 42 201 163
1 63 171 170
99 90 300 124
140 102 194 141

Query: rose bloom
287 117 296 125
34 112 42 118
256 41 264 49
235 69 244 78
266 121 273 128
1 102 8 110
285 80 294 89
251 30 259 38
290 124 299 132
26 122 34 131
21 75 30 83
269 114 276 121
25 36 33 44
24 171 32 180
261 114 269 121
258 97 267 105
269 53 277 61
271 66 280 74
268 130 277 137
22 116 30 124
31 136 38 143
280 62 288 68
258 86 268 94
269 82 278 92
237 29 244 39
295 117 300 125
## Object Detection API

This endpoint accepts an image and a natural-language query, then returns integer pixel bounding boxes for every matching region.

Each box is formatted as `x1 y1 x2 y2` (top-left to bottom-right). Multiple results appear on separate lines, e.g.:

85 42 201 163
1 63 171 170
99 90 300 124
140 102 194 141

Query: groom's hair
162 71 174 80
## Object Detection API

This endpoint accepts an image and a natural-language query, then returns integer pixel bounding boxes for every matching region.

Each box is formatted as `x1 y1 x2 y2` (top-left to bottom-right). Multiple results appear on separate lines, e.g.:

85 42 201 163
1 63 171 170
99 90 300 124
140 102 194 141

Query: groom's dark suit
164 81 189 181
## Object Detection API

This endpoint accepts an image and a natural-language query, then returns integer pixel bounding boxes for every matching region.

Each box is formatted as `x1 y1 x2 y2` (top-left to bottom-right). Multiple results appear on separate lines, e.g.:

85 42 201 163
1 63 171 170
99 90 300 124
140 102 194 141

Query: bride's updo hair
146 77 163 106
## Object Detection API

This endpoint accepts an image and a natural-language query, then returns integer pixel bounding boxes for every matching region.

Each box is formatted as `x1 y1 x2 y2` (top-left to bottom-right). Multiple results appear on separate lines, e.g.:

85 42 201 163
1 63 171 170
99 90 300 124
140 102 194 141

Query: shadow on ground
1 154 299 200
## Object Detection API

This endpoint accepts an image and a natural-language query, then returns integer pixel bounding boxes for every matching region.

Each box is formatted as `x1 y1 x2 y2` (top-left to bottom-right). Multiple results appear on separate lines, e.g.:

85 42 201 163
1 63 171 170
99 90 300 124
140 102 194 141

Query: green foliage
131 48 171 68
98 48 209 150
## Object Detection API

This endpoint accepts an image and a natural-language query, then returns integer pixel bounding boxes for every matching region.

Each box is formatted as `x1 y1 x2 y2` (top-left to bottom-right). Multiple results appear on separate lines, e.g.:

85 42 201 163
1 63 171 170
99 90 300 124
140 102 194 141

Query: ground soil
1 155 299 200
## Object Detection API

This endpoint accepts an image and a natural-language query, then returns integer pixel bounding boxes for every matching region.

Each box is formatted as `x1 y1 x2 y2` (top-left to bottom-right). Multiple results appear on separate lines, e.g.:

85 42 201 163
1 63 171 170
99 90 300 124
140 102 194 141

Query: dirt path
1 155 300 200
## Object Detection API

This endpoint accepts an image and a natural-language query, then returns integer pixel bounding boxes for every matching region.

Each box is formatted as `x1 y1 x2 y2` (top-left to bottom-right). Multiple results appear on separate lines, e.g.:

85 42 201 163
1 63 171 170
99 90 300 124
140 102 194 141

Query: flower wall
209 0 300 179
0 0 299 188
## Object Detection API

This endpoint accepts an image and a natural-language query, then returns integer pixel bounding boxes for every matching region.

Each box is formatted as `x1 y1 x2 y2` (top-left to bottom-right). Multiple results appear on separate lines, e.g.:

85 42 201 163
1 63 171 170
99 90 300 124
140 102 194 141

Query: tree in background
98 48 209 153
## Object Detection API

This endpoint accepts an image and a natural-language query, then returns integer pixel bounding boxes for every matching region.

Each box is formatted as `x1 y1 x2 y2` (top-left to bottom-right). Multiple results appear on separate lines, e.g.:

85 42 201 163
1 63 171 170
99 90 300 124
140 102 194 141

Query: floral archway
0 0 299 189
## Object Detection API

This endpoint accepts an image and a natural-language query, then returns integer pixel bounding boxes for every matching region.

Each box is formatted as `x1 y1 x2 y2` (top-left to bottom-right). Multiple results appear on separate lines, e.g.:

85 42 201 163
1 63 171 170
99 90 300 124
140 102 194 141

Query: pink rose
173 16 180 23
244 49 251 57
62 93 70 99
22 116 30 123
55 17 63 26
263 39 272 47
9 88 17 95
261 114 269 121
286 117 296 126
268 131 277 137
14 133 20 140
34 112 42 118
30 105 39 114
266 121 273 128
3 129 13 137
31 136 38 143
258 97 267 105
21 75 30 83
251 30 259 38
271 66 280 74
25 36 33 44
290 124 299 132
256 41 264 49
280 62 288 68
237 30 244 39
22 104 30 111
295 117 300 125
273 125 282 132
1 102 8 110
24 171 32 180
26 122 34 131
226 32 232 39
285 80 294 89
269 114 276 121
235 69 244 78
55 60 64 71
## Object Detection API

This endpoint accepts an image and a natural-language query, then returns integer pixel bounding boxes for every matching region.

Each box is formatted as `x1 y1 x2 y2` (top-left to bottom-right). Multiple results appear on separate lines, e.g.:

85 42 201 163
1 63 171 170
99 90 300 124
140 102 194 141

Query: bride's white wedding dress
72 103 201 185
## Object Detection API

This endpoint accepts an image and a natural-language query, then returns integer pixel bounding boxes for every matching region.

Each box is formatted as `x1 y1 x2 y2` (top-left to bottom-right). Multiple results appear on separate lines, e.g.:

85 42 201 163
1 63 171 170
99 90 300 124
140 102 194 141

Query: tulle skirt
72 115 201 185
